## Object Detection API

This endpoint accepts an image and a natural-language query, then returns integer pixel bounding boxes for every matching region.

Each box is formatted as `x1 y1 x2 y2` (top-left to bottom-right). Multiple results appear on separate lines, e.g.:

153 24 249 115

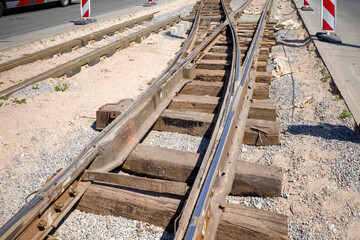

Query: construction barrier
301 0 313 11
74 0 96 25
81 0 91 19
321 0 336 32
316 0 341 43
304 0 311 7
144 0 156 7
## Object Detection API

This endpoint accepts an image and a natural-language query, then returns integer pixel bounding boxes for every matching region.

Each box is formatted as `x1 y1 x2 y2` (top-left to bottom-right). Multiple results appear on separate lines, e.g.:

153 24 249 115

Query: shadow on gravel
276 36 311 48
287 123 360 143
90 121 100 132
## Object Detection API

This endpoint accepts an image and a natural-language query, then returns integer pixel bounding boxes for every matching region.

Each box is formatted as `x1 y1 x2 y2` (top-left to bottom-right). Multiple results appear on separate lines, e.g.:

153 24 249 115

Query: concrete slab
293 0 360 128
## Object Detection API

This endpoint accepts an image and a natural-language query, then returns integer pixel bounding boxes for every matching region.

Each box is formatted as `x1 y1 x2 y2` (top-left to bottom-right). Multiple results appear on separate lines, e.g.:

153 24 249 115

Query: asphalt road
335 0 360 45
0 0 147 49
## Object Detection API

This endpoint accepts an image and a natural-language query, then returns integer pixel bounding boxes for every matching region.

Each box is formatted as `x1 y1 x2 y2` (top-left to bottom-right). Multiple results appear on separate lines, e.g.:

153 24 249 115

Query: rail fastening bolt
69 187 77 197
37 219 47 230
54 201 64 212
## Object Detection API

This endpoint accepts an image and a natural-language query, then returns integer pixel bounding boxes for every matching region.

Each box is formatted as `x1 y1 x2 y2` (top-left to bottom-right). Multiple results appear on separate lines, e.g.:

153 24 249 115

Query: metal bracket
316 32 342 44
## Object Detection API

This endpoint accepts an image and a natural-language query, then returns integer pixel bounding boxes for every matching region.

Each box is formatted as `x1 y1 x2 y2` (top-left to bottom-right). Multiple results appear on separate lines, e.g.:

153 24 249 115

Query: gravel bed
0 2 196 239
0 3 196 92
53 210 174 240
142 130 209 154
0 126 98 226
11 81 56 98
3 0 358 239
230 0 248 11
227 0 360 239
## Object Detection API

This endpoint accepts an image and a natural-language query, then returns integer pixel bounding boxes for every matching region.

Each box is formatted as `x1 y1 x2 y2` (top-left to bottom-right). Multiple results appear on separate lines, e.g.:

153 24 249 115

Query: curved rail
173 0 252 238
0 15 181 98
0 0 220 238
182 0 274 239
0 0 274 238
185 0 272 239
0 13 156 73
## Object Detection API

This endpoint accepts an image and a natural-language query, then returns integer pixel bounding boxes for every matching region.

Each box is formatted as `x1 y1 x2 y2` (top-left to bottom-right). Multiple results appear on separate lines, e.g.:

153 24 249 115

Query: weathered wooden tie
77 186 287 237
180 80 223 97
168 94 219 113
249 99 277 121
153 109 214 138
216 203 288 240
253 82 269 99
122 144 282 196
195 69 227 81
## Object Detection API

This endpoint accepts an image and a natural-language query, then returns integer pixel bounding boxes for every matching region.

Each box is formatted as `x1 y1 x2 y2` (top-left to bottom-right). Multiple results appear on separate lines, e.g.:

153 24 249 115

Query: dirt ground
0 15 189 229
0 0 359 239
0 0 196 63
228 0 359 239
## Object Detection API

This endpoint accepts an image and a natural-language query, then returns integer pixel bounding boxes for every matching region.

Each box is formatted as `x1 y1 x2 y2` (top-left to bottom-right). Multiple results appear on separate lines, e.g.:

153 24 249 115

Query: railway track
0 0 288 239
0 13 182 98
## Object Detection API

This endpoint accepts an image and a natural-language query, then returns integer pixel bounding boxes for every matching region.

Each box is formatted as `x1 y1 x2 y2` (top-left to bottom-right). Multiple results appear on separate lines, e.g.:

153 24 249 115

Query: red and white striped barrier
321 0 336 32
143 0 156 7
81 0 91 19
316 0 341 43
301 0 313 11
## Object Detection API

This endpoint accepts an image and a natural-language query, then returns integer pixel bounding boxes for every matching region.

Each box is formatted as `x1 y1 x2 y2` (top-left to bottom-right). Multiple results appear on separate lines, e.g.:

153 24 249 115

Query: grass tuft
55 83 68 92
33 84 40 90
340 109 352 119
13 98 27 104
0 95 9 101
135 36 142 44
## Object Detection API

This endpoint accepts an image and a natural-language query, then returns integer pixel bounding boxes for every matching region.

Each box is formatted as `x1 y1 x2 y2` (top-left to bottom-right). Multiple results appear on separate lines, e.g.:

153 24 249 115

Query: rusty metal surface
182 0 274 239
96 98 135 130
0 0 276 238
4 181 90 240
0 2 230 238
173 0 252 238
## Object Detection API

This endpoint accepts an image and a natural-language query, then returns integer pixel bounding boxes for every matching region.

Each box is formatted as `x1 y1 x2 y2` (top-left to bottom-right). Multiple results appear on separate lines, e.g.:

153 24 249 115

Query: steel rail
0 12 187 240
183 0 273 239
0 1 226 238
0 13 156 73
149 0 204 85
0 0 261 238
0 15 181 99
173 0 252 238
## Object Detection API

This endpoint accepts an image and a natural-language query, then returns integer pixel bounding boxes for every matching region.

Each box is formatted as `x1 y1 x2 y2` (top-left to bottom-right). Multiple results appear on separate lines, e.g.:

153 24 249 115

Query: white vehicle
0 0 71 17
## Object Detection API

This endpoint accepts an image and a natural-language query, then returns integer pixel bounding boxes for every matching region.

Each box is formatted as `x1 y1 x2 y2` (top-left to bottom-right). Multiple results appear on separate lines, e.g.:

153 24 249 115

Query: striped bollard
321 0 336 32
74 0 97 25
81 0 91 19
316 0 341 43
143 0 157 7
301 0 313 11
